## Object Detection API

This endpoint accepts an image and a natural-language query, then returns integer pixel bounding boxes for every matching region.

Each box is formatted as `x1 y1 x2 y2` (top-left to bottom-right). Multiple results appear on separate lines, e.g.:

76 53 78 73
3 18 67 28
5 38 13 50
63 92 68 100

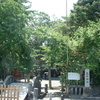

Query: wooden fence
0 85 20 100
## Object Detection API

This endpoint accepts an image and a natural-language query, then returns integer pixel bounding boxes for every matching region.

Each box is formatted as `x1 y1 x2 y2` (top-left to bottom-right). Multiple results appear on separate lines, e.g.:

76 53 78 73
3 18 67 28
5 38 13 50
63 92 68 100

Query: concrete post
45 84 48 93
28 82 33 92
49 93 52 100
61 94 64 100
33 88 38 100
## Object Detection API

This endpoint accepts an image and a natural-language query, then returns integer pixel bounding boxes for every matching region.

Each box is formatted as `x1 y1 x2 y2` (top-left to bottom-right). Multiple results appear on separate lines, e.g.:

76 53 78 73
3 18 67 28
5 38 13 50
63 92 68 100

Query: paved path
39 78 100 100
21 78 100 100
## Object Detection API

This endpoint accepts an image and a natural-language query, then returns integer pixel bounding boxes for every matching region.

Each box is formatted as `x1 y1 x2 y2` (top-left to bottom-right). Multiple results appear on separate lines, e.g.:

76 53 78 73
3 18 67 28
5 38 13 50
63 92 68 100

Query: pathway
40 78 100 100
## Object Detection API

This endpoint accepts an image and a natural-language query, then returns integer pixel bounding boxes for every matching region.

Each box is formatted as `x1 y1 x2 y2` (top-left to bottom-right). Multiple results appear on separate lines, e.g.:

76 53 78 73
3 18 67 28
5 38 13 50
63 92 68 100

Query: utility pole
66 0 69 96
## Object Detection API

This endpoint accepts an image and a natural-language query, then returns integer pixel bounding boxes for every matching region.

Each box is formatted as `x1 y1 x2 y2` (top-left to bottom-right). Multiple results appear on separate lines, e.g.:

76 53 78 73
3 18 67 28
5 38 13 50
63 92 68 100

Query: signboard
68 72 80 80
85 69 90 87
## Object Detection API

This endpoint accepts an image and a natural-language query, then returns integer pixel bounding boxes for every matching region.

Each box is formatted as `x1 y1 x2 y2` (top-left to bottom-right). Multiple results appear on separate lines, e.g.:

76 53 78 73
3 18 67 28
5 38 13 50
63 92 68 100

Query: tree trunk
27 73 30 83
48 67 52 89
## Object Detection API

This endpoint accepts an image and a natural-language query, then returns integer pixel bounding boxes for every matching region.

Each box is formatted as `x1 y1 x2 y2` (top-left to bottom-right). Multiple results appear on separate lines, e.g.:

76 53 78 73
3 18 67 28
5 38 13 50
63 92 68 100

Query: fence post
45 84 48 93
61 94 64 100
28 82 33 91
33 88 38 100
49 93 52 100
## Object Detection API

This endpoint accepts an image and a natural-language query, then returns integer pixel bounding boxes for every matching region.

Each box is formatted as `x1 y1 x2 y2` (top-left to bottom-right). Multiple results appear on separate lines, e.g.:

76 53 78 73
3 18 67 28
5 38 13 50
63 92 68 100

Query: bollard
45 84 48 93
28 82 33 91
49 93 52 100
61 94 64 100
33 88 38 100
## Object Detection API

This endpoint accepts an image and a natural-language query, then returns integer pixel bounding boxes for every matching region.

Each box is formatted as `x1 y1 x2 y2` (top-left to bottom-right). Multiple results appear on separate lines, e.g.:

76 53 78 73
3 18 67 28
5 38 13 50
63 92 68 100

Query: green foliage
1 0 99 85
69 20 100 84
29 11 50 27
0 0 33 73
68 0 100 32
40 28 68 72
52 20 67 35
27 0 100 85
28 11 51 71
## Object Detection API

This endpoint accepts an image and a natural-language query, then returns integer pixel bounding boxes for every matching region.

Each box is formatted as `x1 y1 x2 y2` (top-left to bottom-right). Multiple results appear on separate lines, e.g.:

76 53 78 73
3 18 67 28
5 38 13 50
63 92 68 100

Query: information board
68 72 80 80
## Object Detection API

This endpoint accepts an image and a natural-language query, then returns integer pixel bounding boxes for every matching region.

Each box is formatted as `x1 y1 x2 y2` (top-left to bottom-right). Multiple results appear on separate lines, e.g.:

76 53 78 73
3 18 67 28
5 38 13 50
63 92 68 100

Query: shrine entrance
68 69 91 97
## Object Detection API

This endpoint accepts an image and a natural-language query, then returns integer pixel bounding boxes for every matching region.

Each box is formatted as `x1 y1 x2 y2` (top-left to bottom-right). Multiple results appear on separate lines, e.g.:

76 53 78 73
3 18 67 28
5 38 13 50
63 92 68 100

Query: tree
69 20 100 84
28 11 50 27
40 27 68 87
68 0 100 32
27 11 51 77
0 0 33 76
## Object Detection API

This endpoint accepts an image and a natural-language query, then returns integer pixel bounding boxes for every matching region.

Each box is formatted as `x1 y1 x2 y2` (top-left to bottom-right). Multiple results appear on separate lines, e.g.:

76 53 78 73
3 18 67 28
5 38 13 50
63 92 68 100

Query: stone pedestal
82 87 91 98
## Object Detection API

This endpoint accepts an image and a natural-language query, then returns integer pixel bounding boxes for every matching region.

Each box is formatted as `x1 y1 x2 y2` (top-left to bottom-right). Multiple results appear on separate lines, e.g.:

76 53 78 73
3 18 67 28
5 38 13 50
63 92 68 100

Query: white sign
68 72 80 80
85 69 90 87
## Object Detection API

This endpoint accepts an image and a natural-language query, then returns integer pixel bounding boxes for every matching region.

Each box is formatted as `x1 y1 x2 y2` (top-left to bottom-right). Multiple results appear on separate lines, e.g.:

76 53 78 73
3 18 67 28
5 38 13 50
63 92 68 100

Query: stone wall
91 85 100 96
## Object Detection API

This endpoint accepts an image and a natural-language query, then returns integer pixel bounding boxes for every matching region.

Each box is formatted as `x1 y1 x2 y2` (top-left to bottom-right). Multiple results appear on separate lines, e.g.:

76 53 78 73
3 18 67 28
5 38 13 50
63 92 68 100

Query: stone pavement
39 78 100 100
21 78 100 100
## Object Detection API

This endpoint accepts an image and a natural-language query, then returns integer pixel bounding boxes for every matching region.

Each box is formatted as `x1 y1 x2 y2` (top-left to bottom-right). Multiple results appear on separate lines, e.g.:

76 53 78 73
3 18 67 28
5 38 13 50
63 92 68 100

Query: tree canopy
68 0 100 32
0 0 100 85
0 0 32 73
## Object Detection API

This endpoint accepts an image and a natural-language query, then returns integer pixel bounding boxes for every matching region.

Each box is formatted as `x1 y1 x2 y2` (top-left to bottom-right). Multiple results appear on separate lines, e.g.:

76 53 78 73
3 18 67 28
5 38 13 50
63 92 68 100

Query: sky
29 0 78 19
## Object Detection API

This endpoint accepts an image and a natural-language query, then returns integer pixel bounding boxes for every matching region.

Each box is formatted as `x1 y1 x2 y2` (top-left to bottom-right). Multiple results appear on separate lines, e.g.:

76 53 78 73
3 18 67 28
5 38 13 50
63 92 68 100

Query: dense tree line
0 0 33 76
39 0 100 85
0 0 100 85
68 0 100 32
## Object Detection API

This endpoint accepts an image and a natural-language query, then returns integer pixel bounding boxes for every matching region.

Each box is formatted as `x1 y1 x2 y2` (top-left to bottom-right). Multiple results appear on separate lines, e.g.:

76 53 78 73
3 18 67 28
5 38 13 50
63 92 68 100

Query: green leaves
67 0 100 84
0 0 33 73
68 0 100 32
69 20 100 84
40 27 68 68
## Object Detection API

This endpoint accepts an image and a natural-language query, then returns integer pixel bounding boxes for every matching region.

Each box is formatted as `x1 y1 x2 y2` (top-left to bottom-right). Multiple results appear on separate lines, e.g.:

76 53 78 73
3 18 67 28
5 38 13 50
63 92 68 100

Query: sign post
68 72 80 80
